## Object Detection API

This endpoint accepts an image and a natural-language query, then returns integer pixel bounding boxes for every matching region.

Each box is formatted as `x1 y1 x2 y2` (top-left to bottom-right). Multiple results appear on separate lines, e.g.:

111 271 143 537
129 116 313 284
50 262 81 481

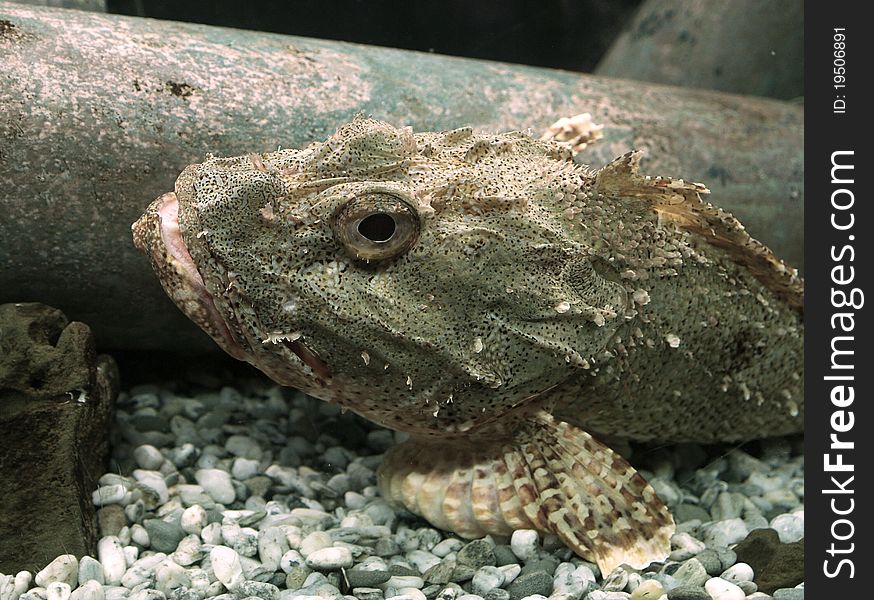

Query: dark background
107 0 642 73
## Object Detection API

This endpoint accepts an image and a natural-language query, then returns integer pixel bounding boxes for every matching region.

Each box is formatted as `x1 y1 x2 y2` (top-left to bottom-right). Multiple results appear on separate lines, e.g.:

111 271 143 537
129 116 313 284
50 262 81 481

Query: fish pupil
358 212 396 243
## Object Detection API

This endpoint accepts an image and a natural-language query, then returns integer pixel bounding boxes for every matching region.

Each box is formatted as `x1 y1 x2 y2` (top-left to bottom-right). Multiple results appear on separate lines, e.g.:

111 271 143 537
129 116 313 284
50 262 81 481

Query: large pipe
0 3 803 352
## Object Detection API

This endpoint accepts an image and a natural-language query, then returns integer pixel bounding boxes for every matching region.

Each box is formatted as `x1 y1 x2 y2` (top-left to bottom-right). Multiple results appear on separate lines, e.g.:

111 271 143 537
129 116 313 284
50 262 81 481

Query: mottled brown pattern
133 117 803 573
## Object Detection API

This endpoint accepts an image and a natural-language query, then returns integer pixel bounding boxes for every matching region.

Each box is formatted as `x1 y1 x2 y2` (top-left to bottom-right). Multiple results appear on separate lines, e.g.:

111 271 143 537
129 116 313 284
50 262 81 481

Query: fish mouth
133 192 332 381
133 192 249 361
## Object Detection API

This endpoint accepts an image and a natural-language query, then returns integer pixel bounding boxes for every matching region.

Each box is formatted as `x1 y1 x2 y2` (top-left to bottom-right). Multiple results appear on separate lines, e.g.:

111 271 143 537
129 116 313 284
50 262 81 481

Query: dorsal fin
594 151 804 315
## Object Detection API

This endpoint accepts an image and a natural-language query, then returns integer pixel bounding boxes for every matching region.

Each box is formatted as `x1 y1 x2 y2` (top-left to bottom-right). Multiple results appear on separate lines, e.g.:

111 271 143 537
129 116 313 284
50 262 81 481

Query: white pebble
132 445 164 470
132 470 170 505
122 545 139 567
231 457 260 480
69 580 104 600
154 560 190 596
128 590 166 600
180 504 208 535
510 529 539 561
103 585 129 600
770 512 804 543
299 531 333 557
13 571 33 598
121 553 165 588
194 468 236 504
721 562 754 583
431 538 464 557
210 546 245 591
259 527 289 571
200 522 223 545
498 564 521 585
280 549 306 573
669 532 706 561
129 524 150 547
170 534 203 566
704 577 745 600
471 566 504 596
36 555 79 588
305 547 354 570
392 590 427 600
92 484 129 507
97 537 127 585
407 550 440 573
46 582 72 600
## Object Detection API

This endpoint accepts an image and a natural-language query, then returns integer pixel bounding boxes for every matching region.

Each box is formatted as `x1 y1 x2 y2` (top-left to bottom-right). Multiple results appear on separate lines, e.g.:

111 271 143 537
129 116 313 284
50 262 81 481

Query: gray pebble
710 493 746 521
672 559 708 588
456 540 496 569
143 519 185 553
737 581 758 595
284 566 309 590
483 589 510 600
672 504 711 524
237 580 280 600
519 556 559 577
772 589 803 600
354 588 386 600
506 571 552 600
665 586 711 600
347 569 391 587
450 565 476 583
701 518 748 548
424 560 457 585
78 555 105 585
693 550 724 576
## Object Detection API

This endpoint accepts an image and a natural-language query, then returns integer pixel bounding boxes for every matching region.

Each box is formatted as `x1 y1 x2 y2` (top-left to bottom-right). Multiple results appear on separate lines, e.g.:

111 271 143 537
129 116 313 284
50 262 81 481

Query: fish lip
143 192 249 361
138 192 333 382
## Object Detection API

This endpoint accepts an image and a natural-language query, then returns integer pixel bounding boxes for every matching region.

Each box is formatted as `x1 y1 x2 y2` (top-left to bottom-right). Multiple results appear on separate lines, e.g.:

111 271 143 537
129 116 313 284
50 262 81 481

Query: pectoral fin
378 411 674 574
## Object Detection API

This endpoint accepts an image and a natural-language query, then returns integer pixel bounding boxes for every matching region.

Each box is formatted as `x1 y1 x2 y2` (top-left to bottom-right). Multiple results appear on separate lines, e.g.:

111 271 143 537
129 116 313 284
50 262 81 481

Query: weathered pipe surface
0 3 803 353
596 0 804 101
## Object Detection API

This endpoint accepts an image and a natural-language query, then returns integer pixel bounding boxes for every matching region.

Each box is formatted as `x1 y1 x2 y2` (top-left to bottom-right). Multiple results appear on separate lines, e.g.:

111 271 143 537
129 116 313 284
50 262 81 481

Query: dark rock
520 556 560 577
507 571 553 600
734 528 803 594
485 589 511 600
388 564 420 577
0 303 118 573
450 564 476 583
143 518 186 553
345 569 391 588
424 560 456 585
492 545 518 567
97 505 127 537
456 539 496 568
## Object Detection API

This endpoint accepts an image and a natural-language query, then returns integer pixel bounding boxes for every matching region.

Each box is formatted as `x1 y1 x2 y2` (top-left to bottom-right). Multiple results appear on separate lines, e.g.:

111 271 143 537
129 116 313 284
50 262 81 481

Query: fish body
133 118 803 572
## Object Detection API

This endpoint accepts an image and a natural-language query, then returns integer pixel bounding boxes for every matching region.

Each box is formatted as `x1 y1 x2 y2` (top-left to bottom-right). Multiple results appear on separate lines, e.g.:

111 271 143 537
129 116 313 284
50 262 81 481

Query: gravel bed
1 376 804 600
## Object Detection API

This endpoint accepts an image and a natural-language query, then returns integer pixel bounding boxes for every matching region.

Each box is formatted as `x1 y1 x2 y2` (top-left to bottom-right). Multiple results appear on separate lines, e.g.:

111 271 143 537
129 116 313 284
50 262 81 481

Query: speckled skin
133 118 803 571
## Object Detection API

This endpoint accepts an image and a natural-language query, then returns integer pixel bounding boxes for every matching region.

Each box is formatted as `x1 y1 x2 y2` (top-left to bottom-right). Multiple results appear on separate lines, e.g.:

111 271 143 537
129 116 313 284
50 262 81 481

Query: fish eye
333 192 420 261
